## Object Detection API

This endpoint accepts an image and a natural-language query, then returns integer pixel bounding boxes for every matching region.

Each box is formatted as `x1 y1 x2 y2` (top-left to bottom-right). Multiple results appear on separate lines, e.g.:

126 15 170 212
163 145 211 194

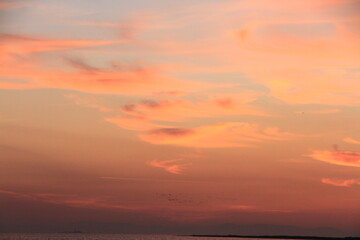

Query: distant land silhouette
2 222 358 237
188 235 360 240
186 223 347 237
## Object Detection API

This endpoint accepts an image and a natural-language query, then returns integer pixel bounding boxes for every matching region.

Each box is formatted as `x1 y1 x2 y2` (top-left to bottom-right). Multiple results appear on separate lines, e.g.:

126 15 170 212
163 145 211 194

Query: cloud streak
118 95 267 123
308 150 360 167
147 159 191 175
0 188 142 211
321 178 360 187
0 1 26 10
0 35 212 95
65 94 112 112
343 137 360 145
140 122 296 148
0 33 117 54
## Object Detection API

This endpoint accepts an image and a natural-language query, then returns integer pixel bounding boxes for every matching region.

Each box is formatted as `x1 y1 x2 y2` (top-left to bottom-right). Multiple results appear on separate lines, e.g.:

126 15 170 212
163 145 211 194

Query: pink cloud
321 178 360 187
145 149 202 174
147 159 191 175
214 97 235 108
0 189 33 199
308 150 360 167
0 61 188 96
0 36 213 96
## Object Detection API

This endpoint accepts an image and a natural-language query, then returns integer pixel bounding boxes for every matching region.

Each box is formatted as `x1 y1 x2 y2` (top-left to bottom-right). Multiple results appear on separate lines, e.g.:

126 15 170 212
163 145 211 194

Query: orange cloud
222 0 360 106
157 0 360 107
118 95 267 123
213 97 235 108
0 81 38 90
245 67 360 106
37 67 202 96
308 150 360 167
1 64 165 95
321 178 360 187
237 23 360 60
0 33 117 54
343 137 360 145
147 159 191 174
0 34 187 95
232 20 360 105
0 37 213 95
140 122 296 148
104 93 269 145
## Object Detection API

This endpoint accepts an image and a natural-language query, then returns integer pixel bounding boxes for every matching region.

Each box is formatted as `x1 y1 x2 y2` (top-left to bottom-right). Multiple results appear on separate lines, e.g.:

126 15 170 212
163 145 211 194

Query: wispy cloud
140 122 297 148
106 115 169 131
147 159 191 175
307 150 360 167
0 33 117 54
117 94 267 123
0 188 142 211
343 137 360 145
73 19 144 41
295 109 341 115
100 176 205 184
228 204 294 213
321 178 360 187
65 94 112 112
0 189 33 199
63 57 101 74
0 50 210 97
0 1 26 10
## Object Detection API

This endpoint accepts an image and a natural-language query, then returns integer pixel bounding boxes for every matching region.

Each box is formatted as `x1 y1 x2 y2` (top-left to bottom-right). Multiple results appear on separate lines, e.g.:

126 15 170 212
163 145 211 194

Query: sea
0 233 299 240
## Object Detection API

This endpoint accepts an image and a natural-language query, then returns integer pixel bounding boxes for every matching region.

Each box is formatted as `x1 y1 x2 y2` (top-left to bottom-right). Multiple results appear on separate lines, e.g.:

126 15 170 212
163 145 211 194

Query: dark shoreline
186 235 360 240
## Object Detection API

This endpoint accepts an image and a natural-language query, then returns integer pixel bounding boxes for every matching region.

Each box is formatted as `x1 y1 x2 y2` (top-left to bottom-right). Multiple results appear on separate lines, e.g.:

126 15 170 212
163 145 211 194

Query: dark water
0 233 300 240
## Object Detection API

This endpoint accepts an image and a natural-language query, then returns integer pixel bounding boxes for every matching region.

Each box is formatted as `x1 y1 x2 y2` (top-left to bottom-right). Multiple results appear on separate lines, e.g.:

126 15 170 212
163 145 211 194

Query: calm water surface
0 233 298 240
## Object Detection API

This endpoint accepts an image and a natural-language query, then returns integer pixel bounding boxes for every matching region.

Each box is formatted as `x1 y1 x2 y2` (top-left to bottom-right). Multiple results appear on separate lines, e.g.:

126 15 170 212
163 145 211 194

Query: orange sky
0 0 359 235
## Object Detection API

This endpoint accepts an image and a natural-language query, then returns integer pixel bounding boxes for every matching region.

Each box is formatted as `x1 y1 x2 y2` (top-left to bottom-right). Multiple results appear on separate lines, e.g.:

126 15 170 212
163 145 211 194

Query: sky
0 0 359 236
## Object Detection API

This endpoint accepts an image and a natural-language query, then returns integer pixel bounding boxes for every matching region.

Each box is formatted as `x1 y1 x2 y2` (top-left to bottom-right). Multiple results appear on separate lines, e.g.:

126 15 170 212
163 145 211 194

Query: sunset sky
0 0 359 235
